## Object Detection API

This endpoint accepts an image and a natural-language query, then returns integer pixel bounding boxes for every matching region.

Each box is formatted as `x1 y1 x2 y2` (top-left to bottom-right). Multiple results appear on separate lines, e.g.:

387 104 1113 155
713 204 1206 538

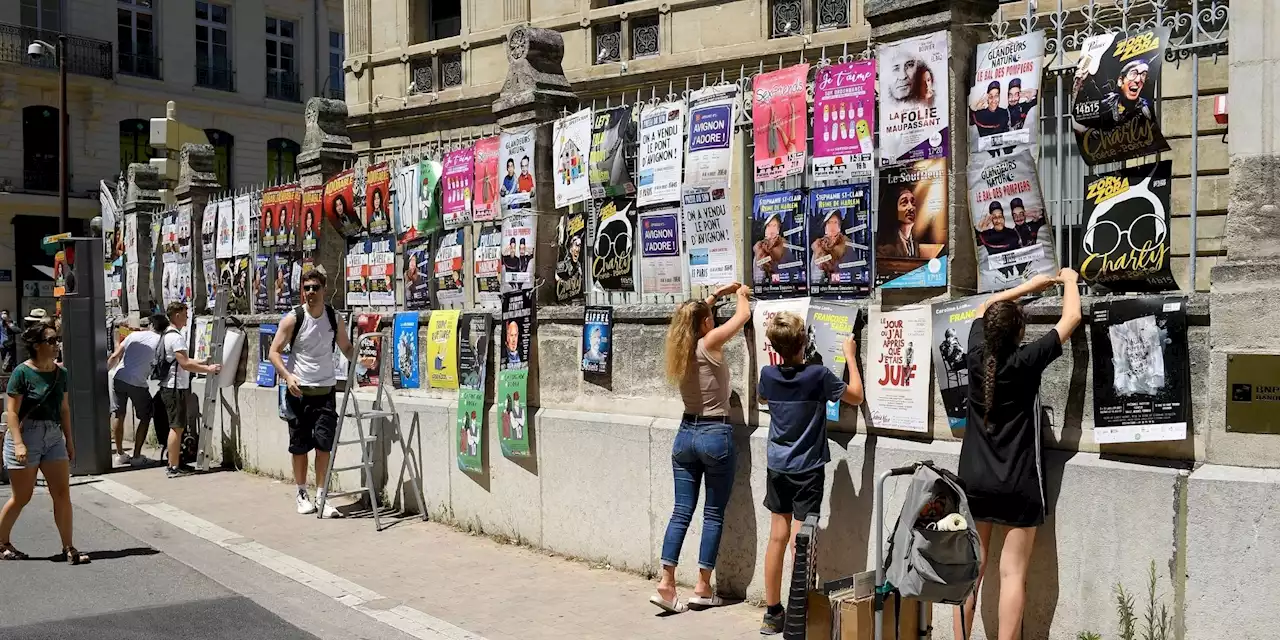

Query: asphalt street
0 477 417 640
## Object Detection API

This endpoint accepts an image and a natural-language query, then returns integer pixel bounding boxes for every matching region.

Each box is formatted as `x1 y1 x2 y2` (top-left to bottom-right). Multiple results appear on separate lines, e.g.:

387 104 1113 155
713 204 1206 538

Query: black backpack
150 328 181 385
285 305 338 355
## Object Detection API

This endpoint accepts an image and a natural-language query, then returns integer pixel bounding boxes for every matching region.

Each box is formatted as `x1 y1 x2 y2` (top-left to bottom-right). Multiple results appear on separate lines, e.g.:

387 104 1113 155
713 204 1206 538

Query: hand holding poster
589 106 638 198
555 210 586 301
403 242 431 310
807 300 861 421
640 208 684 295
1090 296 1189 443
434 229 465 307
472 136 501 221
592 197 638 291
684 85 737 191
968 150 1056 292
812 60 876 181
1078 160 1176 292
581 306 613 375
752 63 810 182
752 297 812 409
355 313 382 387
325 169 362 237
751 189 807 297
427 310 460 389
968 32 1045 156
808 184 871 297
866 305 932 432
637 102 685 207
930 296 982 429
682 189 737 286
442 147 474 228
393 312 420 389
876 159 948 288
877 31 950 166
552 108 592 208
499 128 536 211
1070 28 1171 165
365 163 392 235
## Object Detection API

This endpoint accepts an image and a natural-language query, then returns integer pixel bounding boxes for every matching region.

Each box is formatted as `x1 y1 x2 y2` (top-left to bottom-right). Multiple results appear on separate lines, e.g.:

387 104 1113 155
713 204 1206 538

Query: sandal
0 542 28 560
64 546 90 565
649 593 688 614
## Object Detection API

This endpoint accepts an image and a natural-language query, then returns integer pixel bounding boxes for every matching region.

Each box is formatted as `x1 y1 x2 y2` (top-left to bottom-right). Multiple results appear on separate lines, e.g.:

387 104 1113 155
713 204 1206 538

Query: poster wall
403 242 431 310
751 189 807 297
968 149 1056 292
875 158 949 288
365 162 392 236
456 313 491 473
637 101 685 207
552 108 592 208
257 324 277 387
808 184 872 298
682 190 737 287
442 146 474 228
434 228 465 307
501 213 535 291
968 32 1045 157
499 128 536 211
346 238 369 306
233 194 252 256
1090 296 1190 443
684 85 737 191
472 136 501 222
592 196 638 291
1078 160 1176 292
930 296 983 429
301 186 323 253
589 105 637 198
1070 27 1171 165
866 305 932 432
640 208 684 295
554 210 586 301
581 306 613 375
812 60 876 181
877 31 950 166
355 313 382 387
752 297 812 409
367 235 395 307
393 312 420 389
426 309 460 389
752 63 810 182
325 168 361 237
474 223 503 305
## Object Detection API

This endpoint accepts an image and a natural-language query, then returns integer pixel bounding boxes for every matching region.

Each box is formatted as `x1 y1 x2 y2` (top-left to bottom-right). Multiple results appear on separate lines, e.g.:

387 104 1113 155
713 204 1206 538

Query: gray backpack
882 461 981 606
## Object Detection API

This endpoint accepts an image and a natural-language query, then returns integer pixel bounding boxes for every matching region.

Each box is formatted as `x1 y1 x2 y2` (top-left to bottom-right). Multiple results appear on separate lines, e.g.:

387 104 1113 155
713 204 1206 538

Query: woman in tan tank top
650 282 752 613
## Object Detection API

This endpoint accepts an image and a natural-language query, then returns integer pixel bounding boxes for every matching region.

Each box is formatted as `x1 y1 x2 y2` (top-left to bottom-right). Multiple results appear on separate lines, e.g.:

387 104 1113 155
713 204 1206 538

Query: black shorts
159 388 191 431
285 388 337 455
112 379 154 423
764 468 825 521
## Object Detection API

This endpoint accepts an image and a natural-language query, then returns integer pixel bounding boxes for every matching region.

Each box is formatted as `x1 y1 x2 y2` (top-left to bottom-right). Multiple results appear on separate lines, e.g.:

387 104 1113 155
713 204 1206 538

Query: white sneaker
296 490 317 515
317 493 343 519
114 453 132 466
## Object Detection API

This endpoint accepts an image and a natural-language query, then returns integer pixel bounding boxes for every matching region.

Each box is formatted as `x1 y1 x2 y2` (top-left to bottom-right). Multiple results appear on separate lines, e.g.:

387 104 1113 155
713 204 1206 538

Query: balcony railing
196 63 235 92
118 52 161 80
267 69 301 102
0 22 113 79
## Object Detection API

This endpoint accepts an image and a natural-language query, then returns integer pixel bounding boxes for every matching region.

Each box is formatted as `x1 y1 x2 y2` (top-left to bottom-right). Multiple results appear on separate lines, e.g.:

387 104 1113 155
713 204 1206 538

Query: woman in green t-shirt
0 319 88 564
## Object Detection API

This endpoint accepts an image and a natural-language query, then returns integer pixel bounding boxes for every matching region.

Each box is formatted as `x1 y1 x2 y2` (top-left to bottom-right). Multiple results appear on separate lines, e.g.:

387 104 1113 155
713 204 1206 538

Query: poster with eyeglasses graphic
968 149 1056 293
592 196 638 291
1089 295 1189 444
1070 27 1171 165
1077 160 1176 292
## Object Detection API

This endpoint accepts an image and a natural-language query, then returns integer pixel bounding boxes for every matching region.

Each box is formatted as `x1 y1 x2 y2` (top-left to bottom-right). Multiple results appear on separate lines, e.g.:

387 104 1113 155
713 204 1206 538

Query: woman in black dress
954 267 1081 640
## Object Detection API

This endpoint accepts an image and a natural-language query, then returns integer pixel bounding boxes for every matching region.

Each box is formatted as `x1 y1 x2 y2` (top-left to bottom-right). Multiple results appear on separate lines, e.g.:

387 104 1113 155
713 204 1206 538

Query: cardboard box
832 592 931 640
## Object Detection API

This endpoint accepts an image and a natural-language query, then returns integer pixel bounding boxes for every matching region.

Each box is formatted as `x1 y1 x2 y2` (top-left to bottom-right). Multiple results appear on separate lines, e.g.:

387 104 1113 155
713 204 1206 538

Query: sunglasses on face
40 336 61 345
303 285 322 292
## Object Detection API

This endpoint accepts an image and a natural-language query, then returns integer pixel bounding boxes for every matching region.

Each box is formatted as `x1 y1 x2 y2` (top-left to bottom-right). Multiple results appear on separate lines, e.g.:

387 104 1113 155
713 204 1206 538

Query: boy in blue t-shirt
757 311 864 634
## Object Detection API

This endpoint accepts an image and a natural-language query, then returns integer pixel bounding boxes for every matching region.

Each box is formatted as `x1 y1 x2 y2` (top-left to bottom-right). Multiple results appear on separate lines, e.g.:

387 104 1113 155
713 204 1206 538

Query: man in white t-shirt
106 313 167 466
268 269 359 517
158 302 221 478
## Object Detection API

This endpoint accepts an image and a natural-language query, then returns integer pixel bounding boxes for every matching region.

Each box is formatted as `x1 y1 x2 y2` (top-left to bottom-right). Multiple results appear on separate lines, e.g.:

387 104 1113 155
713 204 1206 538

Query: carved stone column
297 97 357 308
122 163 164 319
173 143 221 313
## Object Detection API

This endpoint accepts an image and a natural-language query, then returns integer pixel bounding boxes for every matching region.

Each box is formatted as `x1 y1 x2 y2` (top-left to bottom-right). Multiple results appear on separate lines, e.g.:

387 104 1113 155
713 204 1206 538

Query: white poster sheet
866 305 932 432
637 101 685 207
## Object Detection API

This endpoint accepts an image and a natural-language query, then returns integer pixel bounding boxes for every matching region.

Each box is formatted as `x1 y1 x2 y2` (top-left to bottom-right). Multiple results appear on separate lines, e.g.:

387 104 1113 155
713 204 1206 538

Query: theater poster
807 300 861 421
392 160 420 242
301 186 323 253
808 184 871 298
968 32 1045 156
589 105 638 199
640 208 684 295
581 305 613 376
253 253 270 312
472 136 501 222
555 209 586 301
215 198 234 259
877 31 950 166
499 289 533 458
457 385 485 472
1090 296 1190 444
812 59 876 181
501 212 535 291
345 238 369 306
1078 160 1176 292
752 63 809 182
434 228 465 308
325 169 361 237
274 254 294 312
474 223 502 305
968 149 1056 292
403 241 431 310
232 194 252 256
500 289 533 370
260 186 280 249
201 259 217 311
931 296 982 430
365 162 392 235
682 189 737 287
281 183 303 251
457 312 491 473
751 189 807 298
442 146 474 228
593 196 638 292
499 127 536 212
866 305 932 433
355 313 382 387
199 203 216 258
552 108 592 208
685 85 737 192
1070 27 1171 165
751 297 812 410
257 324 277 387
367 234 395 307
875 159 948 288
426 309 460 390
636 101 684 207
393 311 420 389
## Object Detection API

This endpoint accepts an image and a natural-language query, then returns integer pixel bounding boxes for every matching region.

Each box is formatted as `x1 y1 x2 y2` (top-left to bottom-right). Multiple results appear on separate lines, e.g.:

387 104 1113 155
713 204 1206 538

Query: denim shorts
3 419 68 470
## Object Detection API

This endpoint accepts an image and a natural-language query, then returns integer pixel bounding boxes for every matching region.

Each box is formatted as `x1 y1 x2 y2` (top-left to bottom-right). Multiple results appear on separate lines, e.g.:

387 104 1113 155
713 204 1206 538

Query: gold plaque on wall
1225 353 1280 434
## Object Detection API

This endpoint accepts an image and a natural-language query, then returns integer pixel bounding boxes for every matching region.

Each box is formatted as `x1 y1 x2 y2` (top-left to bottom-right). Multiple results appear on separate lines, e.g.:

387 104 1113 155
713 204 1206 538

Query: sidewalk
102 462 761 640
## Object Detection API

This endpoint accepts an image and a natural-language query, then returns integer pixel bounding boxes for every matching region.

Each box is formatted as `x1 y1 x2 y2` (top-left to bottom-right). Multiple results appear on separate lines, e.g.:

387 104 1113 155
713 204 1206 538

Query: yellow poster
426 310 461 389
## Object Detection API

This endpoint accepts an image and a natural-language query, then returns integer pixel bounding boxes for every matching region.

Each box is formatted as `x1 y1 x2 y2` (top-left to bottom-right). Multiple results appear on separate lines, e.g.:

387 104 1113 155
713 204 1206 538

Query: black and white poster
458 312 492 391
500 289 533 370
968 149 1057 292
1078 160 1176 292
589 105 638 199
555 209 585 301
580 306 613 376
1070 27 1171 165
592 196 637 291
1089 296 1190 444
930 296 983 430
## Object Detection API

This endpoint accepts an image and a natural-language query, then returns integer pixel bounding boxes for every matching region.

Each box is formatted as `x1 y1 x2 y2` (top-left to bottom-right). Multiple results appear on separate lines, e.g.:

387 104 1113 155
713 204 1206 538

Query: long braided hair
981 301 1026 430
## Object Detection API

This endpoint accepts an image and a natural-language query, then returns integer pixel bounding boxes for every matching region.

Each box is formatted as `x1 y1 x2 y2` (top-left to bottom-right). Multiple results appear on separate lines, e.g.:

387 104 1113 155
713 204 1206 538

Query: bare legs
112 413 126 456
0 466 37 545
291 450 332 488
656 565 716 604
763 513 802 608
166 427 184 468
0 461 75 551
954 522 1037 640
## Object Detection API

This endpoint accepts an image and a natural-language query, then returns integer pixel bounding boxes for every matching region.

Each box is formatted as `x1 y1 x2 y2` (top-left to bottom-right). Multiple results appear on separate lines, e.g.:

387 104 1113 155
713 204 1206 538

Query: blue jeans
660 418 736 570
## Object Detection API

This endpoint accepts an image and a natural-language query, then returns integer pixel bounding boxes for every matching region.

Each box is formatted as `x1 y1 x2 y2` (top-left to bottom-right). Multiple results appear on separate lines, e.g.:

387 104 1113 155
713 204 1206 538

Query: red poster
260 185 280 248
355 313 382 387
365 162 392 236
472 136 500 222
301 185 323 253
324 168 361 237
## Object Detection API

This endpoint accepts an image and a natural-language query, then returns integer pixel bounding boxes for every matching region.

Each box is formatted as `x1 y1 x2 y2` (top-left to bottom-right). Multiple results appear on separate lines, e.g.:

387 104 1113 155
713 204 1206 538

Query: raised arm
1053 268 1083 345
977 273 1058 317
703 285 752 352
840 335 864 406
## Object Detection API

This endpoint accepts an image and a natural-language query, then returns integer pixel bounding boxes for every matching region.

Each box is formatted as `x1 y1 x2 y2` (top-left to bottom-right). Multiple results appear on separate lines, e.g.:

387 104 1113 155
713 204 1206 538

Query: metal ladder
196 290 229 472
316 331 428 531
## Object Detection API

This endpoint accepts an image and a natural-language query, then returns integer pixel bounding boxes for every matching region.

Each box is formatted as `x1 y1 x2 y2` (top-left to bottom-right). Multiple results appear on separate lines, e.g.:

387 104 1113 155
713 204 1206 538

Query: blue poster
808 184 872 298
393 312 420 389
581 306 613 375
257 324 277 387
751 189 807 298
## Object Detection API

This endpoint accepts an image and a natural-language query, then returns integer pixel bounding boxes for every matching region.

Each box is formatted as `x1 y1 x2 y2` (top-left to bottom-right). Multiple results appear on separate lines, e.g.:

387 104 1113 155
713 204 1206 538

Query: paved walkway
99 461 762 640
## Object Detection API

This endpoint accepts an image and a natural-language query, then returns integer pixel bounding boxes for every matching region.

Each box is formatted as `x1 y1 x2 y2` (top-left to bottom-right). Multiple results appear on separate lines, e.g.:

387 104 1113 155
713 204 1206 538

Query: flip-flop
688 595 725 608
649 594 688 614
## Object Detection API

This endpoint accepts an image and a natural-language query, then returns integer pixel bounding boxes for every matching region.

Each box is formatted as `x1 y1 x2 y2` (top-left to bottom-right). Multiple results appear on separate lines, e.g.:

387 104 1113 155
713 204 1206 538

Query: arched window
23 105 59 192
119 119 156 176
204 128 234 187
267 138 300 183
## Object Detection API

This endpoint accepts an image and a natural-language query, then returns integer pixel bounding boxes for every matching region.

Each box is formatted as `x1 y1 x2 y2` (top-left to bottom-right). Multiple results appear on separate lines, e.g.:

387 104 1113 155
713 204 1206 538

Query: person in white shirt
157 302 220 478
268 269 359 517
105 314 167 466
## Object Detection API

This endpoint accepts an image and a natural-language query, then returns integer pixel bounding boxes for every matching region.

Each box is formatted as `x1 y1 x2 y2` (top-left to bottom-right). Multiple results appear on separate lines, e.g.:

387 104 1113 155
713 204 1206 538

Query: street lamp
27 36 69 234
